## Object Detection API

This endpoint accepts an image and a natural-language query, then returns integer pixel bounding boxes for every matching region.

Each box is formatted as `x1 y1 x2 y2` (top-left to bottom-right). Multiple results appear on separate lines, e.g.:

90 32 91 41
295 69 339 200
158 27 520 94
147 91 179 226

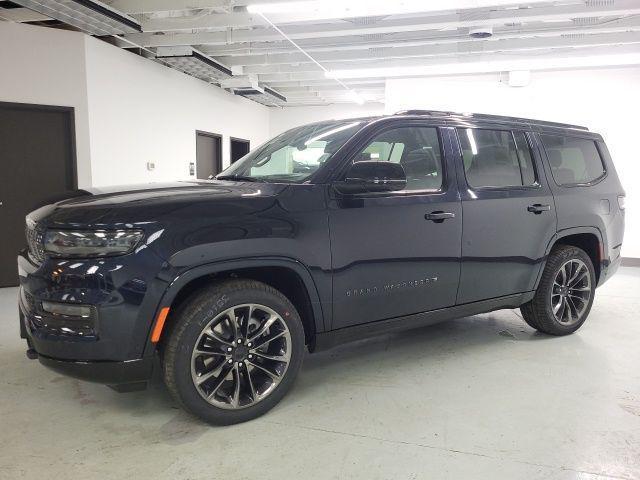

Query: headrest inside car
547 150 562 167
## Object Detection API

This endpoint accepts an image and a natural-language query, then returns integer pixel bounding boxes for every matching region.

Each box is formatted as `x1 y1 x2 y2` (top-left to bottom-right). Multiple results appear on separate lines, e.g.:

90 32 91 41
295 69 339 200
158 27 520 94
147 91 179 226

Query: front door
452 127 557 303
329 123 462 330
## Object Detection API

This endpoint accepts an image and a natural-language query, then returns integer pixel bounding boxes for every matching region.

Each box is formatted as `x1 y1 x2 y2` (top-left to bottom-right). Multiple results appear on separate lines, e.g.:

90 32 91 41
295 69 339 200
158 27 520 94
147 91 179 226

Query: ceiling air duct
156 47 232 84
234 85 287 107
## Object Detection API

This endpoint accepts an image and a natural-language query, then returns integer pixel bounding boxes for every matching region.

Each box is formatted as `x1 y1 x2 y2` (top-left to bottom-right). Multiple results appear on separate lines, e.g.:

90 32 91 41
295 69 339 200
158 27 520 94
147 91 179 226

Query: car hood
28 180 289 229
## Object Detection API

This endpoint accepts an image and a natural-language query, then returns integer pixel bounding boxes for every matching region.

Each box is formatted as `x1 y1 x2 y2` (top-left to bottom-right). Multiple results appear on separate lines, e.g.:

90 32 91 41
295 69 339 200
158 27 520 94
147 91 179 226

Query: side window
457 128 536 188
540 134 605 185
355 127 443 191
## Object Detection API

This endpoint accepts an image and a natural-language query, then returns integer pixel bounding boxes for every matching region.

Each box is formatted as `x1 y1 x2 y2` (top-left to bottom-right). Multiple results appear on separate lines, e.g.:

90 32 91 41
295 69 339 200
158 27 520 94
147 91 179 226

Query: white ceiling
2 0 640 106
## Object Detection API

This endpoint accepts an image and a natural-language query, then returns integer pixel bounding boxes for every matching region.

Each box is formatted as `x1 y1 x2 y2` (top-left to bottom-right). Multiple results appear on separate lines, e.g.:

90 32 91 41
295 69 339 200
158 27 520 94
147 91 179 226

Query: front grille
25 223 45 265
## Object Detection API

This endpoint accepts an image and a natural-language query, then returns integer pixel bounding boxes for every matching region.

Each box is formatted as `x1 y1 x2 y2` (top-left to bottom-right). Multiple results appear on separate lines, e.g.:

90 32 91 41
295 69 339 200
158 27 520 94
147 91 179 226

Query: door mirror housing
334 161 407 194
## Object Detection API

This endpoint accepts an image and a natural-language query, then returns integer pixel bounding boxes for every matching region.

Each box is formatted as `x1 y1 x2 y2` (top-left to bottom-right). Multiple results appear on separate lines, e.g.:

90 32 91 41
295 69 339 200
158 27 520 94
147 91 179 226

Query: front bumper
18 249 169 386
38 354 154 386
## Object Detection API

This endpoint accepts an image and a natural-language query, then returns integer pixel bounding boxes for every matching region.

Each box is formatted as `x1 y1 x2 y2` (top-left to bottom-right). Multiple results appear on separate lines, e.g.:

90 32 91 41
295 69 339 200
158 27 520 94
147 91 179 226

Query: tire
162 279 305 425
521 245 596 336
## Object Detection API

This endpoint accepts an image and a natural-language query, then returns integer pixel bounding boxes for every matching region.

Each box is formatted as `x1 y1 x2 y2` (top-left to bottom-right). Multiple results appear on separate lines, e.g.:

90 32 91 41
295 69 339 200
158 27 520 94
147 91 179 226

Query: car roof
318 110 592 136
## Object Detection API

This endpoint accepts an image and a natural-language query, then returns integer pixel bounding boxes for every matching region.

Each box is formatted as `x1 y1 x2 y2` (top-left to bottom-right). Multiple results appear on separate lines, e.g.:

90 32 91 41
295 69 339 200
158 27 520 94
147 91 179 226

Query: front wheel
162 279 305 425
521 245 596 336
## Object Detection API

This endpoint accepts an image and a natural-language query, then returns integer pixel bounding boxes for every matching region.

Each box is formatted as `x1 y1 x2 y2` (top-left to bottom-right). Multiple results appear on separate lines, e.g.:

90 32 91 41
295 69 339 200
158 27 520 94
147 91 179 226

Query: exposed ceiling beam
244 44 640 81
240 40 640 74
276 84 385 93
216 31 640 68
274 82 384 91
109 0 554 16
105 0 272 14
260 76 386 85
264 77 384 86
137 1 640 34
0 7 50 22
200 17 640 57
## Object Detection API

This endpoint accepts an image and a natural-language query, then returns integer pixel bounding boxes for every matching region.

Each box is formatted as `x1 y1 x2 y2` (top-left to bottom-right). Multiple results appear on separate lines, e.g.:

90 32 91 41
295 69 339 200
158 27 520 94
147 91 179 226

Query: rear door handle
425 211 456 223
527 204 551 214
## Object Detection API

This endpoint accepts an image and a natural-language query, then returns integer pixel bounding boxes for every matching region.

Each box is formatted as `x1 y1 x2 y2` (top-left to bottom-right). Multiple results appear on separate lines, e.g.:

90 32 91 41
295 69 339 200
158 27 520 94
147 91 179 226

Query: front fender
142 256 326 356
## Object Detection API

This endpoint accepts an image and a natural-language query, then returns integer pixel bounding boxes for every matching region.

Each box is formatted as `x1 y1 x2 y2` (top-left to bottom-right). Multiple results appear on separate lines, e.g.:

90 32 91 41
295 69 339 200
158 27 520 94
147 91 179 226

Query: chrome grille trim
25 222 45 265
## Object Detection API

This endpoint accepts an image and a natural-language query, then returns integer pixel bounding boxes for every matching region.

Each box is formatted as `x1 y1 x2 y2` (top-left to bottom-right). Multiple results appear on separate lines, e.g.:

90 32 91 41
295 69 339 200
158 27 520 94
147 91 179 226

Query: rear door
328 121 462 329
451 125 557 303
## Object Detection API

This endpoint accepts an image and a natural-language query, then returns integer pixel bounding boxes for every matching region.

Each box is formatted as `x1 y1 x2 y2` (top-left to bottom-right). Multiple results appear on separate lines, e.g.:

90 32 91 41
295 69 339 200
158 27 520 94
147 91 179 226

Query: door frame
0 101 78 189
195 130 223 176
229 136 250 164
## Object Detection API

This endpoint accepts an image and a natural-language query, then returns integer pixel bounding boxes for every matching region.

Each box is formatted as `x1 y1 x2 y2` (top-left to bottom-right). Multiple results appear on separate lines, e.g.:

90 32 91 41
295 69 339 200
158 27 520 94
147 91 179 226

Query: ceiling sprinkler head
469 26 493 39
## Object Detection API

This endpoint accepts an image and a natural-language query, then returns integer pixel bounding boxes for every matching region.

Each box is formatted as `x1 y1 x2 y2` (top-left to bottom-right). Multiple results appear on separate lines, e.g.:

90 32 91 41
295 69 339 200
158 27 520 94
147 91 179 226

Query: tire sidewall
540 247 596 334
169 284 305 425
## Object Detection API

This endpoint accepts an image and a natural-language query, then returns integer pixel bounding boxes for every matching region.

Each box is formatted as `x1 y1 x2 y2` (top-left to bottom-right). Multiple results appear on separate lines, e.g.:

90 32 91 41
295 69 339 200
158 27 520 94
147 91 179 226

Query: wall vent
586 0 615 6
562 33 588 39
346 16 386 26
572 16 602 26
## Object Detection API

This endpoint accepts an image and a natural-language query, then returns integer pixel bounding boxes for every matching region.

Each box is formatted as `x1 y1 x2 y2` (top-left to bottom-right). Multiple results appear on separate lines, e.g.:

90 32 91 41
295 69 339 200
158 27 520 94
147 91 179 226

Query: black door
196 131 222 179
329 123 462 329
452 127 557 303
0 102 76 287
230 137 250 163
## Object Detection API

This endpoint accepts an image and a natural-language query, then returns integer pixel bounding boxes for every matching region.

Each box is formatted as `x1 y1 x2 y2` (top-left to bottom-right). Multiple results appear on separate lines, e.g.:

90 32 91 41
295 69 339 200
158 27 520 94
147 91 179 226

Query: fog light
41 301 92 318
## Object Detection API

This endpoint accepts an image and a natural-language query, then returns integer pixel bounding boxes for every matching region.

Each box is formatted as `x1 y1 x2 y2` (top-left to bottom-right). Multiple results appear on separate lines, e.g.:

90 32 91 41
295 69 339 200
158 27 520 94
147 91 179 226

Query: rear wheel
521 245 596 335
162 279 305 425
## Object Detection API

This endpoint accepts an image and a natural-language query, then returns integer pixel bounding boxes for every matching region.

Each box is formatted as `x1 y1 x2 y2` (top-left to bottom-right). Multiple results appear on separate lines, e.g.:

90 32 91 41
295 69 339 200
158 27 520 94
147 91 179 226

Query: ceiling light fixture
252 10 365 104
11 0 141 35
326 53 640 79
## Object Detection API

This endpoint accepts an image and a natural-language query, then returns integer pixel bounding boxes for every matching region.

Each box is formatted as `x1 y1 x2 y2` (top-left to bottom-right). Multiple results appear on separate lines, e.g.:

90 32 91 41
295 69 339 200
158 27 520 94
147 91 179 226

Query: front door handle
425 211 456 223
527 204 551 214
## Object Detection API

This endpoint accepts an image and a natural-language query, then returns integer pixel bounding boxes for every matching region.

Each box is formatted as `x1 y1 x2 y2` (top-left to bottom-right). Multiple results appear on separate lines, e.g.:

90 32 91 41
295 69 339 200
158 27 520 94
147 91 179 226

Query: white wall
84 37 271 187
0 22 92 186
386 68 640 257
0 22 271 188
269 103 385 136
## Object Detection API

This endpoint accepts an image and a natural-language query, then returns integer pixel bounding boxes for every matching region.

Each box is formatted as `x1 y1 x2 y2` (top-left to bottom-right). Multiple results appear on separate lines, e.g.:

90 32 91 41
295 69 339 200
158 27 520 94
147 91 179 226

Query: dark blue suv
18 110 625 424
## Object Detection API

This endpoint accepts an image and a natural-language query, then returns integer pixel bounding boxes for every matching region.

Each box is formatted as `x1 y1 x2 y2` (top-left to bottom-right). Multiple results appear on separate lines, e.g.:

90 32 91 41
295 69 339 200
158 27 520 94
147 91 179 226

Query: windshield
217 120 364 183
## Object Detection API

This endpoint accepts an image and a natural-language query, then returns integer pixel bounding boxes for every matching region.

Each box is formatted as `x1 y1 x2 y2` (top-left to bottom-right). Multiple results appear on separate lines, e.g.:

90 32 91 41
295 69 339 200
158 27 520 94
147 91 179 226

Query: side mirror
334 161 407 194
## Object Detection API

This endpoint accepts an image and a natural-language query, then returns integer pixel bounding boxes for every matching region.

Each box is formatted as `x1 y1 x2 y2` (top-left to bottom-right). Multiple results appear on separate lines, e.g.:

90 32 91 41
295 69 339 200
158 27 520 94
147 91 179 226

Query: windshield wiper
215 175 262 182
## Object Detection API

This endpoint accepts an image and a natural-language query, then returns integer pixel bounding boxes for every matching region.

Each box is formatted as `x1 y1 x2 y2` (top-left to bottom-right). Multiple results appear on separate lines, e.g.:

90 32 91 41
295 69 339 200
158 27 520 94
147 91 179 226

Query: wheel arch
536 227 604 289
144 257 325 355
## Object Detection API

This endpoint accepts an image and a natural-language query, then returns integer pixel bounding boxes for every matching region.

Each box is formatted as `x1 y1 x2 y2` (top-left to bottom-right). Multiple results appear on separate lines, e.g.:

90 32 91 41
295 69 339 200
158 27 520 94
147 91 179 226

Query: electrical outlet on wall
146 161 155 171
189 162 195 176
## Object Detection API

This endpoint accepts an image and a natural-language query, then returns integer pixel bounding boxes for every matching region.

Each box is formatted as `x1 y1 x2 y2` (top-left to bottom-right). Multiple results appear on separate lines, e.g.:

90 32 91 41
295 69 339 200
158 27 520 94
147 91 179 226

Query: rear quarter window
541 135 606 186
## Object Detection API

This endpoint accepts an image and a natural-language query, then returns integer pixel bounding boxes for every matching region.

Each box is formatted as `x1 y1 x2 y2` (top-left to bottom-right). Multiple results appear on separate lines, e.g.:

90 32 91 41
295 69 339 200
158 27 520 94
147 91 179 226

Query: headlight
44 229 144 257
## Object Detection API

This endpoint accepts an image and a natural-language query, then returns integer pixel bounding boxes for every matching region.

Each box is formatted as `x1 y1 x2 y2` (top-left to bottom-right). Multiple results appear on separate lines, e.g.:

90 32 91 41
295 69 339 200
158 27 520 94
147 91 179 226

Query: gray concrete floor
1 269 639 480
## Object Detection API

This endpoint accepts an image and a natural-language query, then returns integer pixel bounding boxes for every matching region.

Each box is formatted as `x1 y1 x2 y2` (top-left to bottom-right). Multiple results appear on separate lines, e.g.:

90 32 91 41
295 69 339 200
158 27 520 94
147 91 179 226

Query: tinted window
220 119 363 183
541 135 605 185
458 129 536 188
355 127 442 191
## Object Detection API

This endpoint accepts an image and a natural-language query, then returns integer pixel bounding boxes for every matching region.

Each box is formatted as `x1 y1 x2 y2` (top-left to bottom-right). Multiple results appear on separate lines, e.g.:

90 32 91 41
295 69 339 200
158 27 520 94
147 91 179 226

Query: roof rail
393 110 588 131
